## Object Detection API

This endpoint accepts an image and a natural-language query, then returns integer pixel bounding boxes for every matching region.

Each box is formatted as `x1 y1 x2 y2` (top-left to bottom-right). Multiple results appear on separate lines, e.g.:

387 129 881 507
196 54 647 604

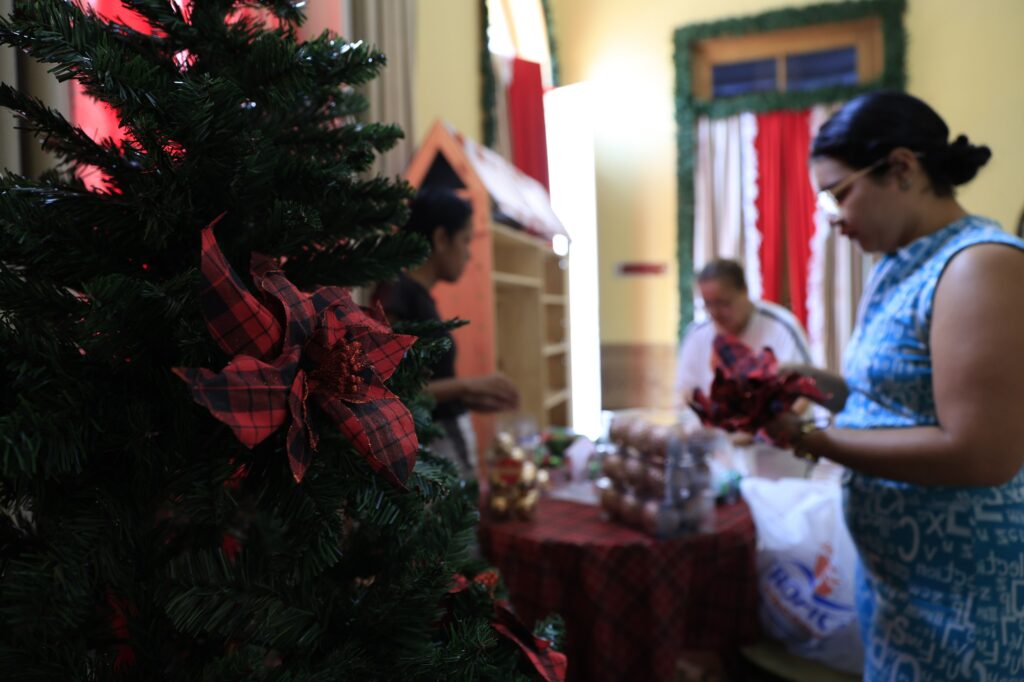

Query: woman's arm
426 374 520 413
426 377 468 406
776 243 1024 486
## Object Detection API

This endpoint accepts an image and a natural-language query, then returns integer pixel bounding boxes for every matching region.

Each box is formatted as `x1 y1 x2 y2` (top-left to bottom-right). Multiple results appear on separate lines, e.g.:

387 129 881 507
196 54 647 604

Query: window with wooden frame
691 16 883 101
673 0 906 333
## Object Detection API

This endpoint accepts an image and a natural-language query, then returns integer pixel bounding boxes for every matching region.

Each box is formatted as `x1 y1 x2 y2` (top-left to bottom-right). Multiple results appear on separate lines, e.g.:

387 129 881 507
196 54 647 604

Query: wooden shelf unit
404 121 572 466
492 224 571 433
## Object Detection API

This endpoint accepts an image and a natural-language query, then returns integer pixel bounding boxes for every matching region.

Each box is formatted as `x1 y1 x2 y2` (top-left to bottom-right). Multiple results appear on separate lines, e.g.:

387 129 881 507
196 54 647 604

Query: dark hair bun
813 92 991 197
940 134 992 186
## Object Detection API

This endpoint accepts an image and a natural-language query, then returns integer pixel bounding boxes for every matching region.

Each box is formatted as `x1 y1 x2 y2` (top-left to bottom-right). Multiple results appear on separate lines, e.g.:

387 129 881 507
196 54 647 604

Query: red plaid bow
689 334 827 436
174 218 419 487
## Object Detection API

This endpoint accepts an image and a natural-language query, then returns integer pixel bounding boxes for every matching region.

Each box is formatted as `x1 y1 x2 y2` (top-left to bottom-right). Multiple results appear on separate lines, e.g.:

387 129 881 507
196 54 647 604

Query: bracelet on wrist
792 416 832 463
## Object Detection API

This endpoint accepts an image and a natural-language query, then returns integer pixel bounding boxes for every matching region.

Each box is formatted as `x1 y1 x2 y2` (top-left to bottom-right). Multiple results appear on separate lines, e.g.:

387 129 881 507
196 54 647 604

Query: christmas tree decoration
174 221 419 486
0 1 562 678
488 432 549 521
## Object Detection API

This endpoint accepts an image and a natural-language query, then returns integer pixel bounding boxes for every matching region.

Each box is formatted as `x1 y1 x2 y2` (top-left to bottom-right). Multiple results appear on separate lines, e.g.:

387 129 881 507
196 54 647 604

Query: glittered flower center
311 339 367 397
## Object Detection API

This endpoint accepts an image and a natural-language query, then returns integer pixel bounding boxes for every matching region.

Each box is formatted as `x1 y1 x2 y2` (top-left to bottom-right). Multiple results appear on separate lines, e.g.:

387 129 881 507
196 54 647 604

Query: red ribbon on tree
448 572 567 682
689 334 827 438
105 589 137 672
492 603 568 682
174 217 419 487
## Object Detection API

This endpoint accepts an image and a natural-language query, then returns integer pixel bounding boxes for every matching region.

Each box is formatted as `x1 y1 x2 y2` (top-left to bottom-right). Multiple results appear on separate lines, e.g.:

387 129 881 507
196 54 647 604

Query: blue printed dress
836 216 1024 682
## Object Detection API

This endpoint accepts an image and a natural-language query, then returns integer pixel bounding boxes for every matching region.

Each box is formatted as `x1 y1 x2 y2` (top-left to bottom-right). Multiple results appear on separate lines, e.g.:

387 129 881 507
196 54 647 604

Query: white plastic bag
740 477 864 674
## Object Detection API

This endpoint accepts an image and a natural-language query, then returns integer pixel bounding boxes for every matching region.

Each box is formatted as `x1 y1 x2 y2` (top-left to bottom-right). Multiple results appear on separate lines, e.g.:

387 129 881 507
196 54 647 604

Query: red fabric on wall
754 112 783 305
71 1 156 189
753 109 816 328
507 58 550 191
71 2 206 189
779 110 817 328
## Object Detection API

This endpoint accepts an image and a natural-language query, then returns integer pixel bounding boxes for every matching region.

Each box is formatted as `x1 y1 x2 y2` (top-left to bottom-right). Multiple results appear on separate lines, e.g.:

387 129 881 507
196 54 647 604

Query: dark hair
811 91 991 197
402 186 472 247
697 258 747 291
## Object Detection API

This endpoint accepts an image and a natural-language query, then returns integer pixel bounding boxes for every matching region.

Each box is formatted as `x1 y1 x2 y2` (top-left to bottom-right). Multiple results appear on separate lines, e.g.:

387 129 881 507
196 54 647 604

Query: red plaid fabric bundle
689 334 826 437
174 217 419 487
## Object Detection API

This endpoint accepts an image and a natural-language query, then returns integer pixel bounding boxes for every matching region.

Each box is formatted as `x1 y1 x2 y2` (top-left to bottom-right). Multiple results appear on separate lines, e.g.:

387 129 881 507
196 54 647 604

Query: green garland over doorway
673 0 906 337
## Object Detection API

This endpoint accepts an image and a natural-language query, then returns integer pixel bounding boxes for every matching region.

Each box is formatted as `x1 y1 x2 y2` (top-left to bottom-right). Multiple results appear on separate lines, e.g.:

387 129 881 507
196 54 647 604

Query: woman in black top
377 187 519 477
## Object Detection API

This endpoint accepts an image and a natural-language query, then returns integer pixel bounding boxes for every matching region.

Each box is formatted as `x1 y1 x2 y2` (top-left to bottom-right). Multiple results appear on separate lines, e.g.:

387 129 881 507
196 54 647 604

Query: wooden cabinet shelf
493 271 543 289
544 343 568 357
491 231 569 431
544 389 571 409
492 222 542 248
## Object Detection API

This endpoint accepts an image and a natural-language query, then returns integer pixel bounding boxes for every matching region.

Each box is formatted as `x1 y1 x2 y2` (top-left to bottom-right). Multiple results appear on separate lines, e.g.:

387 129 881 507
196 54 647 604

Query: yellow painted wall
907 0 1024 239
413 0 482 147
299 1 481 162
549 0 1024 345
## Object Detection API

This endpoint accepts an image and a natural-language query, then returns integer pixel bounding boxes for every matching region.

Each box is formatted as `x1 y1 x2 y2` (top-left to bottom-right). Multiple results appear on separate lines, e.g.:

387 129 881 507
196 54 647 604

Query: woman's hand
764 410 804 449
461 373 520 412
777 363 848 413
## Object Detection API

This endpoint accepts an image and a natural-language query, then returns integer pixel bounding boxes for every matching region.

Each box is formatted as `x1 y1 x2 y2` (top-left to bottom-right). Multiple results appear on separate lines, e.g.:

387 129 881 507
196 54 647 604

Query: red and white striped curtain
485 0 553 189
487 56 550 191
693 104 873 370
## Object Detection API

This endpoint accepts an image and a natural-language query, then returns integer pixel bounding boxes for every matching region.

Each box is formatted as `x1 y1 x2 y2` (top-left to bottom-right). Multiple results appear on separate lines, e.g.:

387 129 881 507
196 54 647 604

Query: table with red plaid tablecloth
478 498 760 682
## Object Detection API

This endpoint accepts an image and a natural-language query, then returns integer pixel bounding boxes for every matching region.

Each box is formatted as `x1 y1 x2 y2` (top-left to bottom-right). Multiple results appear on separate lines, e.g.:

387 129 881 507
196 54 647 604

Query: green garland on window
674 0 906 337
540 0 561 87
481 0 498 148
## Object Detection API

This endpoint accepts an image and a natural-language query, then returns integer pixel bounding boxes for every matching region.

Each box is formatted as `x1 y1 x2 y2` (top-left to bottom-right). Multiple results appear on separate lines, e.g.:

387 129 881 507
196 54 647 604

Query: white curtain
350 0 417 179
489 53 514 162
691 105 872 371
486 0 554 88
693 112 762 308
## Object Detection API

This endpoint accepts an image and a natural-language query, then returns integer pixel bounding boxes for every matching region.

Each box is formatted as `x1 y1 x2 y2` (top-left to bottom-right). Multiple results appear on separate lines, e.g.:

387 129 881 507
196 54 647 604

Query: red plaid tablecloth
479 499 760 682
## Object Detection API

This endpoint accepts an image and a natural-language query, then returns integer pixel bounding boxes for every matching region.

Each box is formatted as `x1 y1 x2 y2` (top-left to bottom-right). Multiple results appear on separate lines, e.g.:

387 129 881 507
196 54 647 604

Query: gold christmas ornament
488 431 544 521
490 495 509 515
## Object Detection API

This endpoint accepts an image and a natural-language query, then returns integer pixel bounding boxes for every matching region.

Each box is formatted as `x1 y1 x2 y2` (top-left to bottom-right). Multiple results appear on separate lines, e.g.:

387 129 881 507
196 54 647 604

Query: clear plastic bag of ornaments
594 409 728 538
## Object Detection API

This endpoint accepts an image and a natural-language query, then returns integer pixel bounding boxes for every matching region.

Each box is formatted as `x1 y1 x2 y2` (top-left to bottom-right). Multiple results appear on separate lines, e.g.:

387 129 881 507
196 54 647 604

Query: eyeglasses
817 158 889 220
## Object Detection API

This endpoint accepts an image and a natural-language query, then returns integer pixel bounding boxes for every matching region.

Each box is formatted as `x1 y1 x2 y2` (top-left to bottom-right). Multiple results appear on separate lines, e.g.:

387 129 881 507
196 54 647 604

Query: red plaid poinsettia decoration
689 334 827 438
174 218 419 487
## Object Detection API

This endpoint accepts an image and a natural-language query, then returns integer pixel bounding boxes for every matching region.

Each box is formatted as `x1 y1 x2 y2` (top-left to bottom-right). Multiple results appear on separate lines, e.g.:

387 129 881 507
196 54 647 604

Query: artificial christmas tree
0 1 562 679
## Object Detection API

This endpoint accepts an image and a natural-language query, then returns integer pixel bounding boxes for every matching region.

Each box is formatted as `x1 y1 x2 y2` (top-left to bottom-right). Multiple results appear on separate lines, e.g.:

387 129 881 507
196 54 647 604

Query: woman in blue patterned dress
769 92 1024 681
